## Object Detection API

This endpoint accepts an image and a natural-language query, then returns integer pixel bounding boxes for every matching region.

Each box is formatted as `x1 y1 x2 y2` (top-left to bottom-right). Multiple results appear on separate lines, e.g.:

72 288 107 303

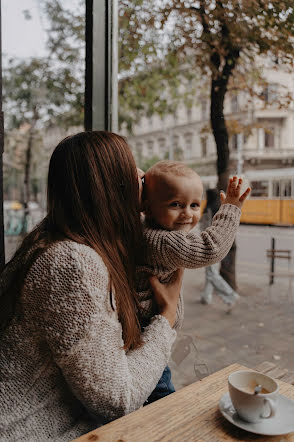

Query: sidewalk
170 267 294 389
5 235 294 391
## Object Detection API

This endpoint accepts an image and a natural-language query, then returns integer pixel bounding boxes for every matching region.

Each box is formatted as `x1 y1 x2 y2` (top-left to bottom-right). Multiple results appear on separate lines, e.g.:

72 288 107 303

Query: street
171 224 294 390
4 224 294 392
237 224 294 275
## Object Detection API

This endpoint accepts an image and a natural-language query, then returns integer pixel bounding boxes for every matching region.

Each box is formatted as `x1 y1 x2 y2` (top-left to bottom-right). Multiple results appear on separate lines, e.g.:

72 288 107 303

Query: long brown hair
0 131 144 350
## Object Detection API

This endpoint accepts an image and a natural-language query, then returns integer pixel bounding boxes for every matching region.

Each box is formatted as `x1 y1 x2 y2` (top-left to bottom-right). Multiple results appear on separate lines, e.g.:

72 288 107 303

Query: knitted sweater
137 204 241 328
0 241 176 441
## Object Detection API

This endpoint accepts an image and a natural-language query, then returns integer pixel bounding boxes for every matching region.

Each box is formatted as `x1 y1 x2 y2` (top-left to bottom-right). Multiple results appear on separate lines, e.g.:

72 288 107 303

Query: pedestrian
200 188 240 309
0 131 183 441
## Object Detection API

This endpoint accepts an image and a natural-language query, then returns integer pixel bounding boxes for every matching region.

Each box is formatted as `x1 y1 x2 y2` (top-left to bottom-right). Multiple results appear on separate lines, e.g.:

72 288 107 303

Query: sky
2 0 47 61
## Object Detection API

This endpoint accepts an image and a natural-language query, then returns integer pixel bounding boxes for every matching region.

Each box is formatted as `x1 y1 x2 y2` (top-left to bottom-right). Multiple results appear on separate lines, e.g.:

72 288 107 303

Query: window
262 84 277 104
264 128 275 148
187 106 192 121
231 96 239 113
173 134 179 150
281 180 292 198
136 143 143 163
158 137 166 156
147 140 154 156
250 181 269 198
272 180 280 198
232 134 238 151
184 133 193 159
201 99 207 120
201 137 207 157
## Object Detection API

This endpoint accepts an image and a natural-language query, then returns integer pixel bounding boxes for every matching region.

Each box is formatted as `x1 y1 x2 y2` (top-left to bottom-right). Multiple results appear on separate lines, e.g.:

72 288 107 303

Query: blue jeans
144 366 175 406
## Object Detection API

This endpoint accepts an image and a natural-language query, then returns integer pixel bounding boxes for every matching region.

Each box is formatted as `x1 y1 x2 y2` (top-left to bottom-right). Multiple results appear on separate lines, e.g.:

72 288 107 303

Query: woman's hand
220 176 251 209
149 268 184 328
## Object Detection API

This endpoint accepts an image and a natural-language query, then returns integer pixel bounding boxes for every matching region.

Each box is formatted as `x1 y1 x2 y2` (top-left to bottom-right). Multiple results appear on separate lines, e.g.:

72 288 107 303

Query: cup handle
261 398 277 419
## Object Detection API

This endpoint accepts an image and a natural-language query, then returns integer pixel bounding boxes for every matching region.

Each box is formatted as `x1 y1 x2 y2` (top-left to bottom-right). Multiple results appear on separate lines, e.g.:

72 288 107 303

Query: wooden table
74 363 294 442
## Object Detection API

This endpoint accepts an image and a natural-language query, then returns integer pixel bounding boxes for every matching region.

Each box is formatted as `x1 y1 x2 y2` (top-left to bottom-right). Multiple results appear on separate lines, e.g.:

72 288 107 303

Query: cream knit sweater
0 241 176 441
137 203 241 328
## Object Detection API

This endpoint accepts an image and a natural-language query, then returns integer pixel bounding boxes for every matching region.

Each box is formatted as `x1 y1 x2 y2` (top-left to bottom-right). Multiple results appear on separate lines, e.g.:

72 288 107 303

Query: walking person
200 188 240 309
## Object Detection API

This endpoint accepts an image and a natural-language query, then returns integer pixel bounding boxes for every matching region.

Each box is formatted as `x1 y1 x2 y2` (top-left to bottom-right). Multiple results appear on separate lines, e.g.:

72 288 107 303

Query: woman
0 131 183 441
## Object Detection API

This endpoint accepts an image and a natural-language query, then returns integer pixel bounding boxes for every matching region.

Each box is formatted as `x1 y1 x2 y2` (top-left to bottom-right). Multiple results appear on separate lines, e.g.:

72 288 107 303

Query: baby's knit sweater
137 204 241 328
0 241 176 441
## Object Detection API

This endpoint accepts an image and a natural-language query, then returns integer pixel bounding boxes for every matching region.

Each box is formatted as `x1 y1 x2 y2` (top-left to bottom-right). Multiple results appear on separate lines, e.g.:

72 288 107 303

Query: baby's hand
220 176 251 209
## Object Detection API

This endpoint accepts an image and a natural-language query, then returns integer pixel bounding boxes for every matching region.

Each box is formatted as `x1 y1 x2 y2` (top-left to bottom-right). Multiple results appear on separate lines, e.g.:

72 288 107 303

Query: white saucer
219 392 294 436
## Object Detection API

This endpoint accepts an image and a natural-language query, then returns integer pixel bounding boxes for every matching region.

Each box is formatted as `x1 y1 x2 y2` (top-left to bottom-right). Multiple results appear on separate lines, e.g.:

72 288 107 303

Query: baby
137 160 250 405
137 160 250 328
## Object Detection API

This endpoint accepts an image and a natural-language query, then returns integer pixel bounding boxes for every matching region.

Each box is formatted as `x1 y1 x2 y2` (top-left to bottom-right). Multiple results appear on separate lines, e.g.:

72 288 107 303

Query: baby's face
145 173 203 232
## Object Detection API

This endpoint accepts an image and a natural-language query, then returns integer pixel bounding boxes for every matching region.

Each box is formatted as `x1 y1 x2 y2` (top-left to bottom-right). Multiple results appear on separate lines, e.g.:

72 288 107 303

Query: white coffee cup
228 370 279 423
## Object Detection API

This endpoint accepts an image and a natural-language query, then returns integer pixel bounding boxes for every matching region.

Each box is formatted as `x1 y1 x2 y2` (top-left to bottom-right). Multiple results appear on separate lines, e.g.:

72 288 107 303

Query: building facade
124 64 294 176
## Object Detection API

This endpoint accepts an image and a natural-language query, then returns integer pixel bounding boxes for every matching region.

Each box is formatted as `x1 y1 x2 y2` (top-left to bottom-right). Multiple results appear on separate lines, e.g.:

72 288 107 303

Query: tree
39 0 294 288
118 0 294 288
3 55 83 233
140 155 161 172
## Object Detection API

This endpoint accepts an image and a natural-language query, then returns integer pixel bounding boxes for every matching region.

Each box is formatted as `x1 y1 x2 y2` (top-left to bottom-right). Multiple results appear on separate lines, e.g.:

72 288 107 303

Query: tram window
281 180 291 197
272 181 280 198
250 181 269 197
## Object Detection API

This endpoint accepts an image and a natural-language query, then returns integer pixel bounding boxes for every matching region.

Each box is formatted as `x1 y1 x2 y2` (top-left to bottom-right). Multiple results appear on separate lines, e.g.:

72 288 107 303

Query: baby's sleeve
163 204 241 268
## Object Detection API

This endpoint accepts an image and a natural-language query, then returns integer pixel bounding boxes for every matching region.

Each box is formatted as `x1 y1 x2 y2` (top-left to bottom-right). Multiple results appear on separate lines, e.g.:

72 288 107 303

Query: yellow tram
201 168 294 226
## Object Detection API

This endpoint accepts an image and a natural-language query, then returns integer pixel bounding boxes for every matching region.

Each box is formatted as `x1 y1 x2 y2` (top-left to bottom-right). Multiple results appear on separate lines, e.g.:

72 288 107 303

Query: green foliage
31 0 294 135
138 155 161 172
10 0 294 159
3 0 85 209
3 0 86 131
3 56 83 130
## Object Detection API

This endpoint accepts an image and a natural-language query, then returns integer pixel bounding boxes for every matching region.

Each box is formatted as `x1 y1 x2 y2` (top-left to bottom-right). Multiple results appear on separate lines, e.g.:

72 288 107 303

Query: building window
262 84 277 104
201 99 207 120
201 137 207 157
231 134 238 151
136 143 143 163
158 137 166 156
186 106 192 121
184 133 193 159
147 140 154 156
173 135 183 160
173 134 179 150
264 128 275 148
231 95 239 113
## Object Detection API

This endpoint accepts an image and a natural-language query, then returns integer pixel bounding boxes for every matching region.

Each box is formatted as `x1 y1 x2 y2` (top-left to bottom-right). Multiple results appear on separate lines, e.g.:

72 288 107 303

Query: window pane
250 181 269 197
272 180 280 198
201 137 207 157
3 0 85 260
264 128 275 148
281 180 291 197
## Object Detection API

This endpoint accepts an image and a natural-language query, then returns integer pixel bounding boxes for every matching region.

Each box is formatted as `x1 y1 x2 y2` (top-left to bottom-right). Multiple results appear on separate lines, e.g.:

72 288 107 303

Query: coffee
239 385 270 395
